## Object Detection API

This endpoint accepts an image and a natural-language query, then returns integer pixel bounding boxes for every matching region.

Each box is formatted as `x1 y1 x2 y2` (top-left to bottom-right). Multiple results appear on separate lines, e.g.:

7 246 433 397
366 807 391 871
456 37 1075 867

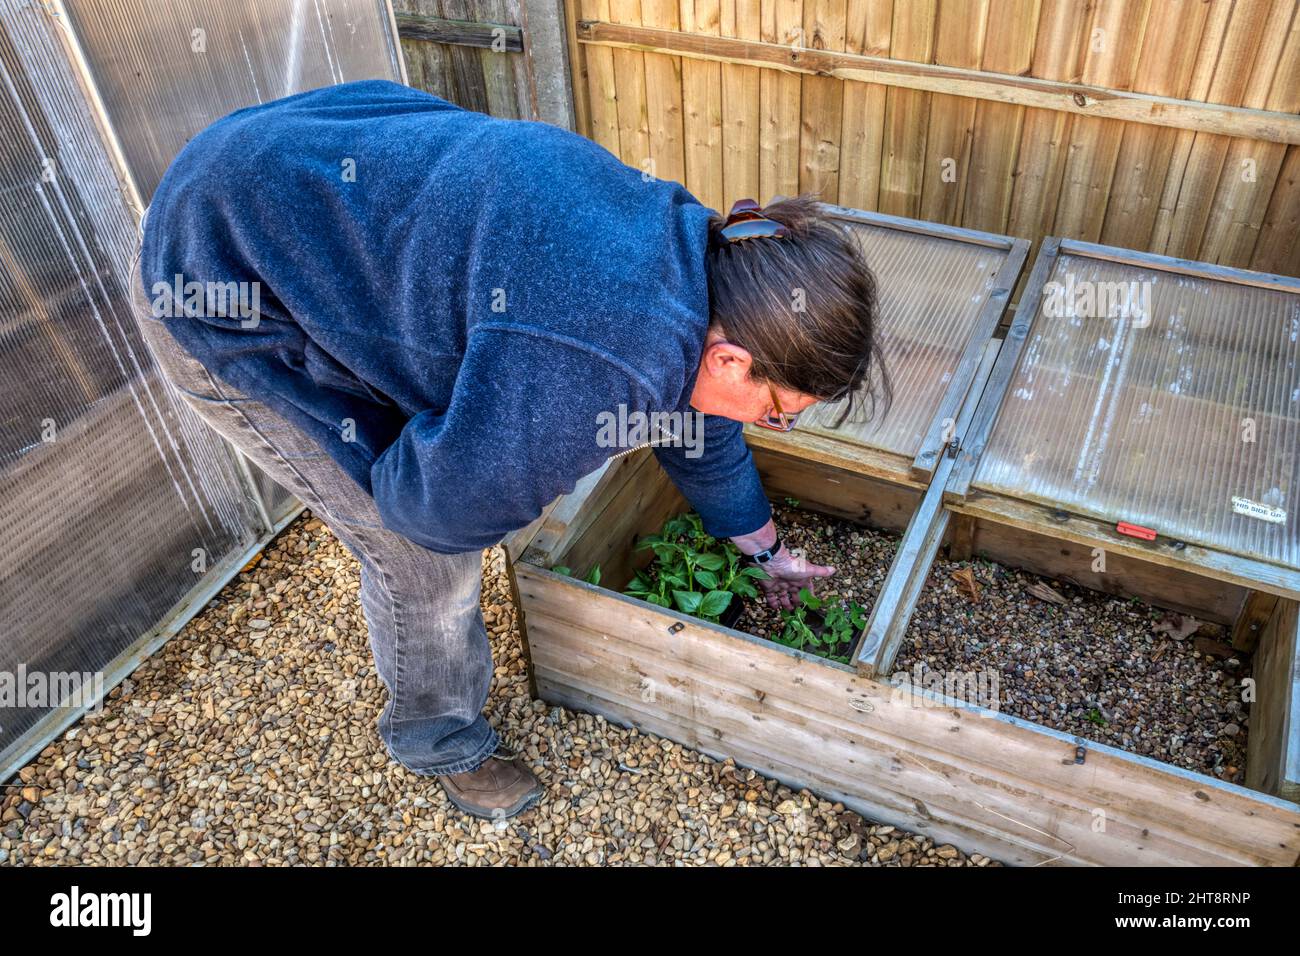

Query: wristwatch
742 537 783 565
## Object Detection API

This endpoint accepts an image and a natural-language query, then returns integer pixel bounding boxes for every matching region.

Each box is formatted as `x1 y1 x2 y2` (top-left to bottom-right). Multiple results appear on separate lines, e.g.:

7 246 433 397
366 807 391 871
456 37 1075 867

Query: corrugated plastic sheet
0 1 260 767
974 252 1300 569
796 221 1006 461
61 0 404 198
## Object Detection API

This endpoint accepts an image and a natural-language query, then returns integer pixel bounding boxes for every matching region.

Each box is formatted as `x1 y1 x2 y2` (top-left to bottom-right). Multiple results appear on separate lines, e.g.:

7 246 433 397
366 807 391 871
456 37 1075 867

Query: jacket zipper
604 427 681 462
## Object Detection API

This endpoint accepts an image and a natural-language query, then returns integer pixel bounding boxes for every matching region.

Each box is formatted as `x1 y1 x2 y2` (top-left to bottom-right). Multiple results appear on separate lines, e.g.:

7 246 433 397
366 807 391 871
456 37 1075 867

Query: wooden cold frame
854 237 1300 808
511 441 1300 865
506 218 1300 862
506 203 1029 563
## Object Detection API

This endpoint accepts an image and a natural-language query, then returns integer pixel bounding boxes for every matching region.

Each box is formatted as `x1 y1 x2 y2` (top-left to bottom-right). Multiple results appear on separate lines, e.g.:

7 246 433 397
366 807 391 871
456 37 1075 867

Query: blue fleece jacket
140 80 771 553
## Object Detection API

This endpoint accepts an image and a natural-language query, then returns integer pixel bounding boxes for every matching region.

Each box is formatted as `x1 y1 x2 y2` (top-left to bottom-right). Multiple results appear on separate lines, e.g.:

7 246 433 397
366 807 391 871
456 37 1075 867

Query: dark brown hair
705 194 890 427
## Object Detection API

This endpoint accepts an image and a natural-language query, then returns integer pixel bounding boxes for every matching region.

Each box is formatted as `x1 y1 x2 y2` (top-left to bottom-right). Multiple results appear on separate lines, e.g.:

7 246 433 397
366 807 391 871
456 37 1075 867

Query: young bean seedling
774 587 868 664
623 511 769 625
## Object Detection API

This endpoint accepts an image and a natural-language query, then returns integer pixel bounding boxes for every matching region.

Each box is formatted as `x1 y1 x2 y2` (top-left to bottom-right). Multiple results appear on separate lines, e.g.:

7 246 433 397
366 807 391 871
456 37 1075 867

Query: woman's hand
751 545 835 610
730 519 835 610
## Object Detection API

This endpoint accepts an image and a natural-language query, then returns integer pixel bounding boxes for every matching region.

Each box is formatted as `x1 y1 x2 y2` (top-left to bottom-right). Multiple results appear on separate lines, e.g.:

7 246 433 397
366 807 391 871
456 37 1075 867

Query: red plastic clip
1116 521 1157 541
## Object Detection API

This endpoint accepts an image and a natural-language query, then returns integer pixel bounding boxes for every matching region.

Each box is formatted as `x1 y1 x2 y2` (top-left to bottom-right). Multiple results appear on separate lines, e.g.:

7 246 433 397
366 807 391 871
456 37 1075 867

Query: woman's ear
701 339 754 384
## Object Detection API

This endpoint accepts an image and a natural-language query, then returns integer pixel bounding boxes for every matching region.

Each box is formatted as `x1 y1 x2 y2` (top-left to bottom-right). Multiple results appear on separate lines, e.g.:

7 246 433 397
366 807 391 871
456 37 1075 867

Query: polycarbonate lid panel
796 221 1007 461
974 252 1300 569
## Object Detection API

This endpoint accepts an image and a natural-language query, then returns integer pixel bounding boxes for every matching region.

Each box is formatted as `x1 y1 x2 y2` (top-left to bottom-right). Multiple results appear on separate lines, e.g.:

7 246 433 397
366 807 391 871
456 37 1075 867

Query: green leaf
694 569 718 589
652 545 677 565
646 594 670 608
741 566 771 580
551 566 572 576
694 552 725 571
672 590 703 614
699 590 733 618
731 578 758 599
584 565 601 586
798 587 822 610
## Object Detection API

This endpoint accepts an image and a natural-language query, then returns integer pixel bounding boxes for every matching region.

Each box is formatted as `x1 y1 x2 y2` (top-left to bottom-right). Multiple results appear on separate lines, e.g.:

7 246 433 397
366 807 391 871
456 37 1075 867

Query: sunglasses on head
720 198 790 243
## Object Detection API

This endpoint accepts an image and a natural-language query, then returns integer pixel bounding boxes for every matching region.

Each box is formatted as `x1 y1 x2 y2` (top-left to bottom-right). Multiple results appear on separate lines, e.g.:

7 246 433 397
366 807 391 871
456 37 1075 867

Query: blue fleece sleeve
369 327 642 553
654 416 772 539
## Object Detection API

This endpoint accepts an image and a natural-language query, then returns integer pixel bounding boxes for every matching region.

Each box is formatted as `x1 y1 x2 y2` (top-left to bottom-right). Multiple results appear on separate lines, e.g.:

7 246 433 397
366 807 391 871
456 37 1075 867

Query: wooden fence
560 0 1300 277
389 2 1299 277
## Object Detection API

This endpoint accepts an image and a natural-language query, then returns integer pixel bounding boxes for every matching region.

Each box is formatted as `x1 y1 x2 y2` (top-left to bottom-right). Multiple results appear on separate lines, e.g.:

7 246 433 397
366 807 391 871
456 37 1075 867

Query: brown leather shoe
439 744 542 820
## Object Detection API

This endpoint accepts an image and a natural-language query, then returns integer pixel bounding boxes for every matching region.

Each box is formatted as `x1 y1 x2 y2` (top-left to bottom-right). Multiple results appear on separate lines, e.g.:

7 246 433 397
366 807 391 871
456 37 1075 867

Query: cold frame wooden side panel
514 565 1300 867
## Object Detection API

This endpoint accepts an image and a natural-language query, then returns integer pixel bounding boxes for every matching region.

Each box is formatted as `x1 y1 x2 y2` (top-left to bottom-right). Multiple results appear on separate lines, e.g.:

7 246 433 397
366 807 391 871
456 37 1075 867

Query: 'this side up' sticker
1231 496 1288 525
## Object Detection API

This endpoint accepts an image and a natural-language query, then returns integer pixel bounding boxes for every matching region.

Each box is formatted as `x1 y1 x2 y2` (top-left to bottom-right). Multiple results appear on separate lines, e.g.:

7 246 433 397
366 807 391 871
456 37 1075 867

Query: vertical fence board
396 0 457 101
475 0 527 117
1099 0 1211 251
878 0 936 217
1148 0 1232 256
1005 0 1088 243
1159 0 1277 260
682 1 725 208
1254 145 1300 275
643 0 688 185
760 0 803 201
440 0 493 110
579 0 623 155
838 0 892 211
1051 0 1150 242
1198 3 1300 267
564 0 593 132
799 0 848 201
720 0 762 204
958 0 1036 234
609 0 652 171
918 0 988 226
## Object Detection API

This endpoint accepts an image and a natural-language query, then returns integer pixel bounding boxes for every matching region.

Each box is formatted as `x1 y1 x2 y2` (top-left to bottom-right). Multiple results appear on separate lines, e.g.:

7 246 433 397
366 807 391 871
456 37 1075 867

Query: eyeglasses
720 198 790 243
754 384 799 432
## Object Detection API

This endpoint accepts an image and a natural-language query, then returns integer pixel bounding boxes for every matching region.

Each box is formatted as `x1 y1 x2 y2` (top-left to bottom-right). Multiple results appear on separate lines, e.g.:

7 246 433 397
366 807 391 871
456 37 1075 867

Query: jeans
128 245 499 775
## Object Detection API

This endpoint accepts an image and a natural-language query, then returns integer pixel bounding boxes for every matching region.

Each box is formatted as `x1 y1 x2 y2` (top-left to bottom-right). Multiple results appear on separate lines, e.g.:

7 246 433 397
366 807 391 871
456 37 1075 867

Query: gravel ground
0 513 990 867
